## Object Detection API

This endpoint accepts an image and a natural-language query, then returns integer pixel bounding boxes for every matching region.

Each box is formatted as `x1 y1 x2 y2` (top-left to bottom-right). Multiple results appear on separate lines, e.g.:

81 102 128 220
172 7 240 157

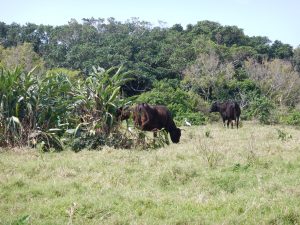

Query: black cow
210 101 241 129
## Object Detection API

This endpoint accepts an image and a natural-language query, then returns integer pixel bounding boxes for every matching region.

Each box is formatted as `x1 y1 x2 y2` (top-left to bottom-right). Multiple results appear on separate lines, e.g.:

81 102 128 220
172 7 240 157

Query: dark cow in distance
210 101 241 129
133 103 181 143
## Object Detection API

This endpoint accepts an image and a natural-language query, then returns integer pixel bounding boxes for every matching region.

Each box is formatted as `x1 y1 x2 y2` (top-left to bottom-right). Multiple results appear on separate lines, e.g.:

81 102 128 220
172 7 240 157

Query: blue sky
1 0 299 48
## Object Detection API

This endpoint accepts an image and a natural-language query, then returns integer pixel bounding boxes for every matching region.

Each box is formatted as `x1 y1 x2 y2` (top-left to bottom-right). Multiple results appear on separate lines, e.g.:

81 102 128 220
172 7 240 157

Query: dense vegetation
1 18 300 150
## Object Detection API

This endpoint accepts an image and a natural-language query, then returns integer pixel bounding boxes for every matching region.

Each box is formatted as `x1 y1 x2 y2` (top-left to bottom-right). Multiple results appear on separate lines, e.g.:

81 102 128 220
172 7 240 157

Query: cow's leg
231 120 234 129
165 132 170 145
236 117 239 129
223 118 226 127
150 130 156 146
227 120 230 128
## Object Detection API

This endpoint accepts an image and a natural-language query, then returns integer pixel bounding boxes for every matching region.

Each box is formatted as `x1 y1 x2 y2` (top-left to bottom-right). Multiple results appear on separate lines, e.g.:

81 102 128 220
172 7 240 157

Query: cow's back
136 104 175 131
220 102 240 120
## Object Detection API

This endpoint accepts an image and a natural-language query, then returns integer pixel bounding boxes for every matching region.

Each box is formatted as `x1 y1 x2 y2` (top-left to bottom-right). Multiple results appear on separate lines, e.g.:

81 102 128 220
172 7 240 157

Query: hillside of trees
1 17 300 150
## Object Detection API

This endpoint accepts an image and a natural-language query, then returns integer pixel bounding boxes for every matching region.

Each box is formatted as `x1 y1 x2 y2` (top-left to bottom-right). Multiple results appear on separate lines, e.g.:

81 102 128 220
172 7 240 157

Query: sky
1 0 299 48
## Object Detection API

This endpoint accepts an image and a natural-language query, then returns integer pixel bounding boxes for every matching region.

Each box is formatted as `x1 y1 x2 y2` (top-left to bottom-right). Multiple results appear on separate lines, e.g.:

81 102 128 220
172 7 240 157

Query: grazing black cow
210 101 241 129
133 103 181 143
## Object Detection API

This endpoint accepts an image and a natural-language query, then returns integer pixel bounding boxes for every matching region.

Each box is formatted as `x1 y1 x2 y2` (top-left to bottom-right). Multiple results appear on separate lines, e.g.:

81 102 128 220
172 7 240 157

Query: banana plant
84 65 132 131
0 67 39 146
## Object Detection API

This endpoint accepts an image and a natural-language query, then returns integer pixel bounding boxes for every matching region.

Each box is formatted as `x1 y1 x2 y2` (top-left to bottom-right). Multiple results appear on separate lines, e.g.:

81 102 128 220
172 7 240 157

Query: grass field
1 121 300 225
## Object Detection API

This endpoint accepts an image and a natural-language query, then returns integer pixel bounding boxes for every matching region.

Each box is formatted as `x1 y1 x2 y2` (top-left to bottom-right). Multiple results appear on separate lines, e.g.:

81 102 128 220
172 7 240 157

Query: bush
136 79 209 125
280 109 300 126
176 112 207 126
244 96 275 124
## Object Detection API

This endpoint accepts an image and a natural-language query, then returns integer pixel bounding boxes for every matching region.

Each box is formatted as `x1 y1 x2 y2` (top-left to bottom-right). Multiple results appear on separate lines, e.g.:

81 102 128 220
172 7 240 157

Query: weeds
11 215 30 225
276 128 292 141
205 130 212 138
67 202 77 225
133 129 169 150
196 139 222 168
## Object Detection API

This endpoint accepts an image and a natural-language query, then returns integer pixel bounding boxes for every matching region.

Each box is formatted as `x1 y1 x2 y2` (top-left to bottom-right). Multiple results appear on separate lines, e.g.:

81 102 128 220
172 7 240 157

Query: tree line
1 17 300 150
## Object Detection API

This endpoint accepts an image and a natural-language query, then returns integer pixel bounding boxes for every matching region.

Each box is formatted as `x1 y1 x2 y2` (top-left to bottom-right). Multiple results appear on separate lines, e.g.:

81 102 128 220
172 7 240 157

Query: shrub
136 79 209 125
280 109 300 126
244 96 275 124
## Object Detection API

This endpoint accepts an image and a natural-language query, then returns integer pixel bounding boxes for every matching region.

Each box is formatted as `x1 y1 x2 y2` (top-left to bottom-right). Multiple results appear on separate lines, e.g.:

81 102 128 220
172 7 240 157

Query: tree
270 40 293 59
191 20 221 37
182 51 235 100
245 58 300 106
213 25 246 46
292 46 300 72
0 42 44 72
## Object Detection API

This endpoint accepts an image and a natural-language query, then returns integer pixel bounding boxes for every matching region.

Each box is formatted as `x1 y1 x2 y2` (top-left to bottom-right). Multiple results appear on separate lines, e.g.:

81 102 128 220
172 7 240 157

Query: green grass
1 121 300 224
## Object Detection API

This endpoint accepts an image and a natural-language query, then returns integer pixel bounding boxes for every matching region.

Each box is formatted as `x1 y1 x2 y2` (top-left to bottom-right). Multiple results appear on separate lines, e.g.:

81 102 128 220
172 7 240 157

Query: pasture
1 121 300 224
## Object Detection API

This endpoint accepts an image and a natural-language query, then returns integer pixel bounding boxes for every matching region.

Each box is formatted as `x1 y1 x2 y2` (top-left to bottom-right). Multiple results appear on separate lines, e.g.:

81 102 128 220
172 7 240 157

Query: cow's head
170 127 181 143
116 106 131 121
209 102 219 113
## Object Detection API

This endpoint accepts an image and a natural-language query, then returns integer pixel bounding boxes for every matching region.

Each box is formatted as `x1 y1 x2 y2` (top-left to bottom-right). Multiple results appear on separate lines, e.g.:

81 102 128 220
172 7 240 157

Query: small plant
11 215 30 225
246 150 258 165
152 129 169 148
276 128 292 141
205 130 212 138
197 139 222 168
67 202 77 225
246 134 259 165
29 129 64 152
134 129 169 150
282 110 300 126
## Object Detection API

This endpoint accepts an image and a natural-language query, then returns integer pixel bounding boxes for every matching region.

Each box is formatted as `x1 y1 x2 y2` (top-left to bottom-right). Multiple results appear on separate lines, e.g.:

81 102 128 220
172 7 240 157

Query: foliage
1 17 300 151
280 109 300 126
245 96 275 124
0 42 44 72
37 70 77 130
182 51 235 101
11 215 30 225
136 79 208 125
276 128 292 141
269 40 294 59
176 112 207 126
0 65 136 151
0 67 38 146
292 46 300 72
65 66 134 151
245 58 300 106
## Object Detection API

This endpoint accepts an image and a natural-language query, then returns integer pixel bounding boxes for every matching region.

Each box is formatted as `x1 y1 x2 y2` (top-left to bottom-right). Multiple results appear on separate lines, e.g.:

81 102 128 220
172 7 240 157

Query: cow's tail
234 102 241 129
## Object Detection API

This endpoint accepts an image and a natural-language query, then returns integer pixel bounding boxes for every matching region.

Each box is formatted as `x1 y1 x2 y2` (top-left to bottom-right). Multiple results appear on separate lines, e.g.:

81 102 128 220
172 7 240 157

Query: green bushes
0 67 39 146
280 109 300 126
0 65 133 150
136 79 209 125
2 63 300 151
244 96 275 124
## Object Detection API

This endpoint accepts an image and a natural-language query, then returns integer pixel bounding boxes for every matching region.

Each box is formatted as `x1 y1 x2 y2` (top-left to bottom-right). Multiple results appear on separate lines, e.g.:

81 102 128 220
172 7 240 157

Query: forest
1 17 300 150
